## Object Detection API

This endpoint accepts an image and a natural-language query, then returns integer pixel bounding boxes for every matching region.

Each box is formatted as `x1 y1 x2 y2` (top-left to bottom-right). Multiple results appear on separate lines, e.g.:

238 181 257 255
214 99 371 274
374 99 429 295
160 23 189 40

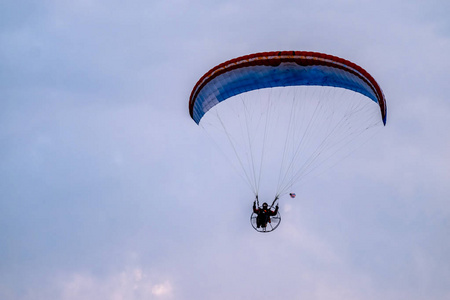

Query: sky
1 0 450 299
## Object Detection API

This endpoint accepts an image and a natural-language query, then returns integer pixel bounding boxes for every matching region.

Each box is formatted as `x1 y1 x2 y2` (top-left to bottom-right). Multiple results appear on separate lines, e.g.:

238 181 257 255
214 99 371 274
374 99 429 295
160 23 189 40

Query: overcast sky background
1 0 450 299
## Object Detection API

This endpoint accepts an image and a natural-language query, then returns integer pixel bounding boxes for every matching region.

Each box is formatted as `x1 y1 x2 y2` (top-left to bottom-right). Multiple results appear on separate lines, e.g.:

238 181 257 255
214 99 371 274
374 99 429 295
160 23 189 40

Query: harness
255 195 279 210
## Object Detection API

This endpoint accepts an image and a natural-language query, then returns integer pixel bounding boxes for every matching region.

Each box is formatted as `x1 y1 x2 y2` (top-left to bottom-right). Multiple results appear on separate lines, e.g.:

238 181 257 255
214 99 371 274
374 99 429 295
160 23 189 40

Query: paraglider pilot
253 200 279 229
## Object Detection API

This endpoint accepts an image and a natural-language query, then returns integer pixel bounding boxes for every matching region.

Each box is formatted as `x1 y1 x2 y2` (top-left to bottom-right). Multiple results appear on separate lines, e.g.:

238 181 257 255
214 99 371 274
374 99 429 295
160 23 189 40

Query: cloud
56 268 173 300
151 281 172 297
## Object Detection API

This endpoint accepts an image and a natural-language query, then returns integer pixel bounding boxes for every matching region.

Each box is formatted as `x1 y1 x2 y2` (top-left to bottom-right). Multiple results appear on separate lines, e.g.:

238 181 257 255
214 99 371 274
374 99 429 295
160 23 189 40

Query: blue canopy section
192 62 379 124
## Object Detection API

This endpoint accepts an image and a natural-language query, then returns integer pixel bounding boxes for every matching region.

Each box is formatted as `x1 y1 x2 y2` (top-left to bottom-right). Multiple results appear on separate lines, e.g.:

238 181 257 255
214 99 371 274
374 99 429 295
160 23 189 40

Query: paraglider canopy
189 51 386 125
